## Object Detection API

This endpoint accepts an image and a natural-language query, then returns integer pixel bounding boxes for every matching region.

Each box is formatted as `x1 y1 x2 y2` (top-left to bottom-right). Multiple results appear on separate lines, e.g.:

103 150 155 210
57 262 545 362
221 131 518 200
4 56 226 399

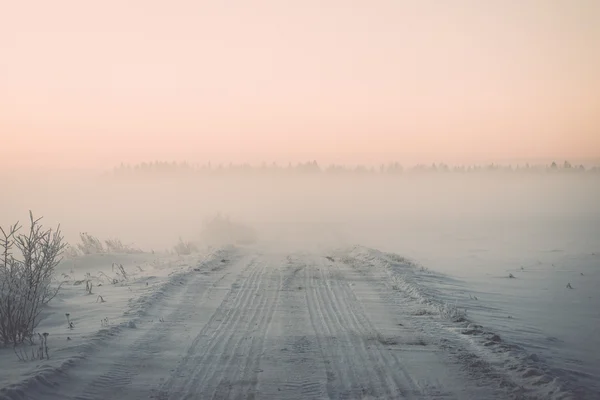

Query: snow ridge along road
1 246 567 399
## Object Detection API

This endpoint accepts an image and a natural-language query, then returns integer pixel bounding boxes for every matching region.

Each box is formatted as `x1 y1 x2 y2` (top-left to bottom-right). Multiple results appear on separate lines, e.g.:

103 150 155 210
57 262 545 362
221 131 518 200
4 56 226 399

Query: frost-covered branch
0 212 65 346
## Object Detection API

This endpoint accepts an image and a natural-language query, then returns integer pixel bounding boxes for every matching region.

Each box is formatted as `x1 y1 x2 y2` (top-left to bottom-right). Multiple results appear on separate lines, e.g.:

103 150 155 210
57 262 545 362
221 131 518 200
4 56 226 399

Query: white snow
0 247 225 398
0 247 521 399
1 172 599 399
2 243 596 399
343 213 600 399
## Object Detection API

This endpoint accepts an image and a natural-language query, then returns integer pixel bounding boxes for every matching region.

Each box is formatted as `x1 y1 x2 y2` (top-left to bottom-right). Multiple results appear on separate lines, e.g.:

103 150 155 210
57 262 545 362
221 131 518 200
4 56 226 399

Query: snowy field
1 172 598 399
0 247 220 396
1 242 597 399
0 245 587 400
342 213 600 399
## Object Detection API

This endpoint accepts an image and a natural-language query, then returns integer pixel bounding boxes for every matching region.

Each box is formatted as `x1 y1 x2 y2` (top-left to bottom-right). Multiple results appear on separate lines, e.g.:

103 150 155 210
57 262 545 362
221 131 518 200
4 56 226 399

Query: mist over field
2 166 598 255
3 0 600 397
1 164 599 399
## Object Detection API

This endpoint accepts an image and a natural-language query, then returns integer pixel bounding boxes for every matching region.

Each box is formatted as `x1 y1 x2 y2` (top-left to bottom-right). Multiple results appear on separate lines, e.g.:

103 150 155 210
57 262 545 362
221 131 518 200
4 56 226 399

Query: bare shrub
0 212 66 346
104 238 142 254
77 232 105 254
173 237 198 256
14 332 50 361
74 233 142 255
439 303 468 323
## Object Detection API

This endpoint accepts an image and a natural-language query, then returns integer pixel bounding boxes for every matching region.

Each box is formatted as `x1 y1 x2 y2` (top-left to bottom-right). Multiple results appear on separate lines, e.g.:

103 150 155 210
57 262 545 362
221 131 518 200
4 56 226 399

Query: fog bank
2 171 598 259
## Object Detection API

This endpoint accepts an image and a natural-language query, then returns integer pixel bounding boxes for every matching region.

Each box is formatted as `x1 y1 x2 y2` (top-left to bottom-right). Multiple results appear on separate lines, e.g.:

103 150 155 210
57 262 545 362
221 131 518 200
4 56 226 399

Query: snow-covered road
1 247 574 399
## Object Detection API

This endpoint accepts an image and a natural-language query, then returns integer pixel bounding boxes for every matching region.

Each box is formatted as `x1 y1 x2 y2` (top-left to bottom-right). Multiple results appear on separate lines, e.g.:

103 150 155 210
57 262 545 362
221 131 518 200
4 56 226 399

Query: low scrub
104 238 142 254
439 303 468 323
77 232 105 254
0 212 66 346
73 233 143 255
173 237 198 255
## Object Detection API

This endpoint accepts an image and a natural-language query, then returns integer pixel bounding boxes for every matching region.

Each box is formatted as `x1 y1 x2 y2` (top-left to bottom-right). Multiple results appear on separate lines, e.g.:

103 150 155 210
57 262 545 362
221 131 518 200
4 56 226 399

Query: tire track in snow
179 264 266 399
317 264 399 399
307 260 406 398
277 263 325 400
6 249 519 400
12 250 239 400
324 261 423 398
341 251 520 399
197 264 270 397
234 262 283 399
210 262 282 400
311 261 406 399
67 255 241 400
307 254 444 399
255 258 327 400
305 263 351 399
156 258 260 399
158 257 280 399
316 266 378 397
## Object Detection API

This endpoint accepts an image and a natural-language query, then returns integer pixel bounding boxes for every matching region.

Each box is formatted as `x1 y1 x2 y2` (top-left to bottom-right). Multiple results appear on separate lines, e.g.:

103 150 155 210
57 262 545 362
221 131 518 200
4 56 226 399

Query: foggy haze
2 168 598 260
3 1 600 398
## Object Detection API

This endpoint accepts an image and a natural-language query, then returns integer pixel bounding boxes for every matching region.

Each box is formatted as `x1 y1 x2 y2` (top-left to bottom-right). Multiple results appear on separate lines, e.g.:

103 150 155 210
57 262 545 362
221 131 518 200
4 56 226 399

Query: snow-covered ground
342 245 598 400
0 246 225 399
2 243 596 399
351 214 600 399
1 173 598 399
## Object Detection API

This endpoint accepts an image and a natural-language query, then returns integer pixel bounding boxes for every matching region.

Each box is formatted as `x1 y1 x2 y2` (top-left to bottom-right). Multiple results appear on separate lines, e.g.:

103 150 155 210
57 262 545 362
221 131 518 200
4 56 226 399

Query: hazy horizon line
5 159 600 181
13 156 600 172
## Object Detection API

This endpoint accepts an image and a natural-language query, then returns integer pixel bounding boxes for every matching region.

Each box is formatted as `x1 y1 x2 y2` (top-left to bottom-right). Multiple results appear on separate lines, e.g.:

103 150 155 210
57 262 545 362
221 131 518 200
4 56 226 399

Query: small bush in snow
73 234 143 256
104 238 142 254
14 332 50 361
0 212 66 346
439 303 468 323
173 237 198 255
77 232 105 254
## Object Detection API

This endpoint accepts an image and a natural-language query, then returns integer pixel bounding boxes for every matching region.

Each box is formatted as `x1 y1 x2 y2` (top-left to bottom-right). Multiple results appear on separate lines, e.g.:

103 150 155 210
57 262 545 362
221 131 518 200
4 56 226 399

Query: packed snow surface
2 244 596 399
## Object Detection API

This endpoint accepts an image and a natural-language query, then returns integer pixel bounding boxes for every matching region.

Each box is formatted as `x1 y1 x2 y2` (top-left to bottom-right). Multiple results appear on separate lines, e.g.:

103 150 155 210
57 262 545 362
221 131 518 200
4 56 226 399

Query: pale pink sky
1 0 599 169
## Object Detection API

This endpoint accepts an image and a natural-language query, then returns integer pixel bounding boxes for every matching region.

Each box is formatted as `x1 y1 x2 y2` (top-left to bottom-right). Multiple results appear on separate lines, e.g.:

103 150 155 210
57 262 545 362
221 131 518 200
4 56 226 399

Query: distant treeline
109 160 600 177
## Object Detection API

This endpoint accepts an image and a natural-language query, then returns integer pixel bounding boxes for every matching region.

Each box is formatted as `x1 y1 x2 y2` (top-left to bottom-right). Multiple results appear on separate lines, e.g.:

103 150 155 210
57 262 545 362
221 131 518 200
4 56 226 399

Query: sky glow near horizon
1 0 599 169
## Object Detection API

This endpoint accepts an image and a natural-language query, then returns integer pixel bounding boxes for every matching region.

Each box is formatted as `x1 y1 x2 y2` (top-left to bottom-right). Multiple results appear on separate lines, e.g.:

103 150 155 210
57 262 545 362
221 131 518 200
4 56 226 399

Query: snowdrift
337 246 591 400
